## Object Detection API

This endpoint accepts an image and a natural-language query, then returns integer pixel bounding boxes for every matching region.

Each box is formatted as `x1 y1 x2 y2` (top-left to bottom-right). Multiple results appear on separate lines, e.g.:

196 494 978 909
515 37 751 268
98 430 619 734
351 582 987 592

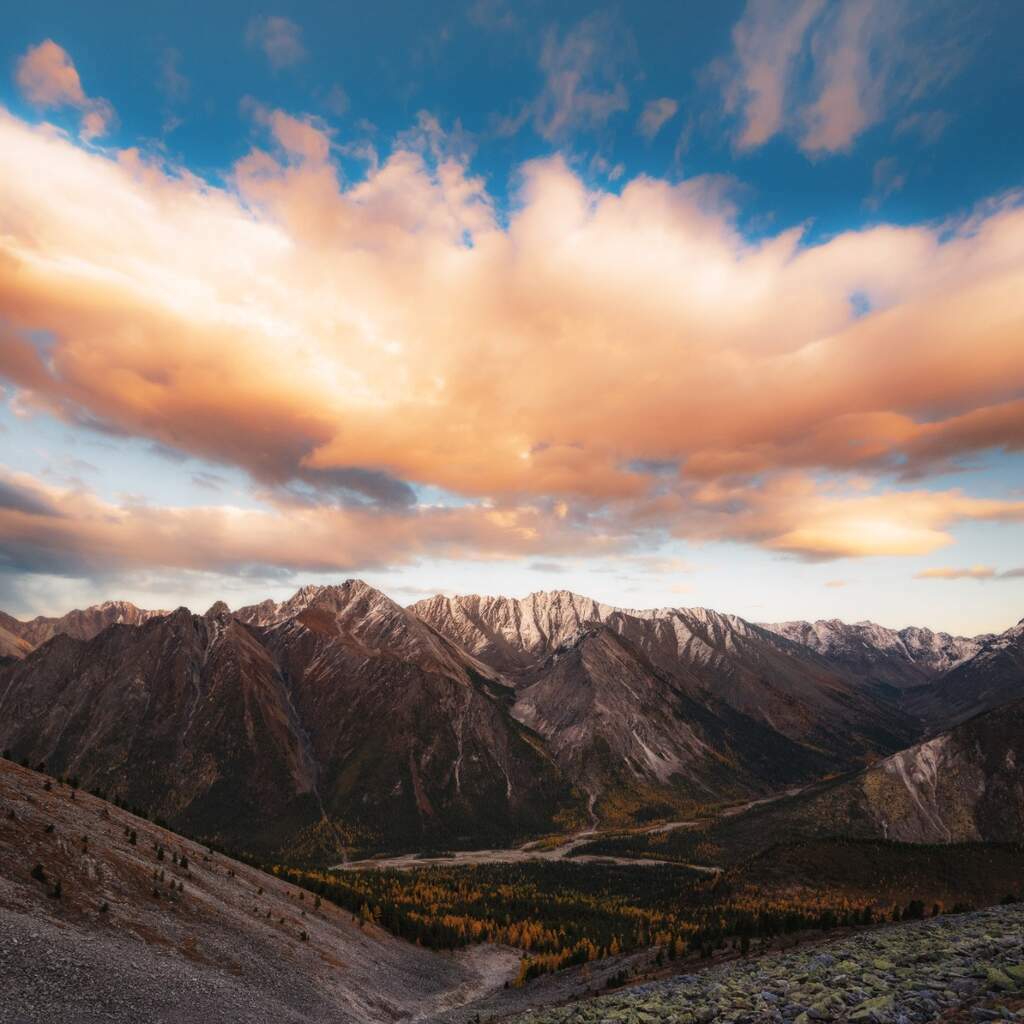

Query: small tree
31 863 47 883
50 879 62 900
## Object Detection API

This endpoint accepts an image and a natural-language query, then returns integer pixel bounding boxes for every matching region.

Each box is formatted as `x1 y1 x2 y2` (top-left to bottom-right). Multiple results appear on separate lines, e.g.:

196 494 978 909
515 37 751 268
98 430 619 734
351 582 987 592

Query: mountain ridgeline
0 583 1020 861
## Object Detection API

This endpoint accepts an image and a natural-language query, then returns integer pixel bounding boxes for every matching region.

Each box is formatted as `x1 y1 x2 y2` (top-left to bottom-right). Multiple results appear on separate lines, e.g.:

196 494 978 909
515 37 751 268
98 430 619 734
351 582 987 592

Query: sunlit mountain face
1 1 1023 634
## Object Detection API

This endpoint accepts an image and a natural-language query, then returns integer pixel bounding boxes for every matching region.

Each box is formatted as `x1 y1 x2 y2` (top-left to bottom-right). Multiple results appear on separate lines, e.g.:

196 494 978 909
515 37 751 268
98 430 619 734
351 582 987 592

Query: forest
272 851 974 987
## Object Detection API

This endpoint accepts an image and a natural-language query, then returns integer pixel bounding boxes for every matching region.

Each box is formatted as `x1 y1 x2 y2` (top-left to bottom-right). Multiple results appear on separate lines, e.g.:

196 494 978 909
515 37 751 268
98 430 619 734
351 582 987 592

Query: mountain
761 618 987 694
912 619 1024 726
0 756 507 1023
0 582 575 858
1 583 1019 858
414 591 918 816
0 600 163 656
636 698 1024 863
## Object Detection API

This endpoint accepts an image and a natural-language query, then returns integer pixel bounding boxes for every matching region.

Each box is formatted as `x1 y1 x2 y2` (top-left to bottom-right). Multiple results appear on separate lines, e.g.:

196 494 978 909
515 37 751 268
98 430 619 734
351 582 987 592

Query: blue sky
0 1 1022 632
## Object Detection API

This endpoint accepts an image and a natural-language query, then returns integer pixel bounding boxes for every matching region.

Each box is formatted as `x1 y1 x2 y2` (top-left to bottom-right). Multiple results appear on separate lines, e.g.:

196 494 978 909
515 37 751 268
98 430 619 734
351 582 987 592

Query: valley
0 583 1021 1022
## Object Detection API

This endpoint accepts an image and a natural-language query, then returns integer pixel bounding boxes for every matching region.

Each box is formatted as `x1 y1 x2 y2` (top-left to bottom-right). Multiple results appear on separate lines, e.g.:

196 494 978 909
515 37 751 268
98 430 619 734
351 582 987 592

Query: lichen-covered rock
512 904 1024 1024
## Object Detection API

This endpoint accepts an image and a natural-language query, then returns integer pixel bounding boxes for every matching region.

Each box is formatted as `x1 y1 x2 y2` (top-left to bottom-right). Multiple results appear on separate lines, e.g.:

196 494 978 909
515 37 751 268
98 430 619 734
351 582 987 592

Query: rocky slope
512 902 1024 1024
788 697 1024 845
0 756 514 1023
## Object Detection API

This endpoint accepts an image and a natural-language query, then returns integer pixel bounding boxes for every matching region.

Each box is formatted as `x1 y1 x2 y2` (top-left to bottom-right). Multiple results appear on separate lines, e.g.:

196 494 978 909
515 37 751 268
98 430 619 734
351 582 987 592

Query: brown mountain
1 583 1019 859
0 600 164 655
0 583 576 859
910 619 1024 726
414 591 918 817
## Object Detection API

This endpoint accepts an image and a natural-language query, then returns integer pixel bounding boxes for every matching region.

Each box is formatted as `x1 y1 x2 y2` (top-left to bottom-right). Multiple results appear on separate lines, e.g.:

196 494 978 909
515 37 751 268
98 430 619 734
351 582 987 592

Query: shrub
99 901 109 914
50 880 62 900
31 862 47 883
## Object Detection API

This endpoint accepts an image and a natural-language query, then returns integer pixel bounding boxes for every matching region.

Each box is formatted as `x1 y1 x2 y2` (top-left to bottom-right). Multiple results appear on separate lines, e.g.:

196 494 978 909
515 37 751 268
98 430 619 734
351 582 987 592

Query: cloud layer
1 37 1024 574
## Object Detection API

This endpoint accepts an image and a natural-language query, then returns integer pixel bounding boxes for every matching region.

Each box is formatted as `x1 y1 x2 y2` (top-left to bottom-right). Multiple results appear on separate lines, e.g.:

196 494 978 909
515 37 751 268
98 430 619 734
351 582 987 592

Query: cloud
638 98 678 140
1 103 1024 563
15 40 114 141
894 109 949 145
533 15 630 141
717 0 971 155
245 15 306 70
0 469 624 581
916 565 1024 581
468 0 519 32
158 48 189 104
864 157 907 211
720 0 823 150
678 476 1024 560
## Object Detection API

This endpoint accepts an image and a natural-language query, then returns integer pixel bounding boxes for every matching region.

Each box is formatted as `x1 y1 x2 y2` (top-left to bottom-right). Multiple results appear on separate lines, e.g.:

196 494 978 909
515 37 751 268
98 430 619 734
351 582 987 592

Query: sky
1 0 1023 634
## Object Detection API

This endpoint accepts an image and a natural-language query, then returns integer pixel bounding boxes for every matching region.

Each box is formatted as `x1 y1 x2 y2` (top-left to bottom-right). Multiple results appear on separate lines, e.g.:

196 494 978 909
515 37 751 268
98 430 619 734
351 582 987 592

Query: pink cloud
0 102 1023 563
15 40 114 141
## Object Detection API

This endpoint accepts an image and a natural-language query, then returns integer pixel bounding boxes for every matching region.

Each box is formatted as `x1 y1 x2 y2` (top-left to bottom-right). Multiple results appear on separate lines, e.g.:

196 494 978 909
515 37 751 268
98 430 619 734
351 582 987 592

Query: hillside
573 698 1024 866
0 756 515 1023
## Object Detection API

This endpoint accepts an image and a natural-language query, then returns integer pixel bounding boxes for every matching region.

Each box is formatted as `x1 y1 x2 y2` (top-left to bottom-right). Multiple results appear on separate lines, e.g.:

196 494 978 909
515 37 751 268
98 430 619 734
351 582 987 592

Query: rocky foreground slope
0 756 515 1023
512 902 1024 1024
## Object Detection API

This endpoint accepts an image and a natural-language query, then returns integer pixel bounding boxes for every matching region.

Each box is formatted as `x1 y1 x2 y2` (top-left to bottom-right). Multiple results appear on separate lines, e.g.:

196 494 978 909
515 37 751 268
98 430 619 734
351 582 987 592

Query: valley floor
333 819 719 875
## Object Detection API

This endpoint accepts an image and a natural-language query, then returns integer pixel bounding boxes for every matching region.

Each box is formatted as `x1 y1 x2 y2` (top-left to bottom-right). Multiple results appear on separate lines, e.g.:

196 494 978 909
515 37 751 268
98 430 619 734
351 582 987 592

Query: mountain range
0 582 1020 860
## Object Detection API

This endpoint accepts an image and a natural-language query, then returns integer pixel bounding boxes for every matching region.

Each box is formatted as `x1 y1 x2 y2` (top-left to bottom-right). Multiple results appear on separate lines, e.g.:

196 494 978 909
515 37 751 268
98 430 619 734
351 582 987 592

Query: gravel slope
0 758 516 1024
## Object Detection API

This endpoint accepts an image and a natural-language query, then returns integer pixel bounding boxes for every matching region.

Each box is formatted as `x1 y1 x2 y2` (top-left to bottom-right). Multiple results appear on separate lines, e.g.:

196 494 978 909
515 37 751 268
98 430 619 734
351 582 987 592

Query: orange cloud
0 103 1023 562
15 40 114 141
916 566 995 580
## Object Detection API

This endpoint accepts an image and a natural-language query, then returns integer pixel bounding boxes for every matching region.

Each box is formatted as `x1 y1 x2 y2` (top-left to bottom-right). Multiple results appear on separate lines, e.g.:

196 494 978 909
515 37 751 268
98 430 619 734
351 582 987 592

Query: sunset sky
1 1 1022 633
